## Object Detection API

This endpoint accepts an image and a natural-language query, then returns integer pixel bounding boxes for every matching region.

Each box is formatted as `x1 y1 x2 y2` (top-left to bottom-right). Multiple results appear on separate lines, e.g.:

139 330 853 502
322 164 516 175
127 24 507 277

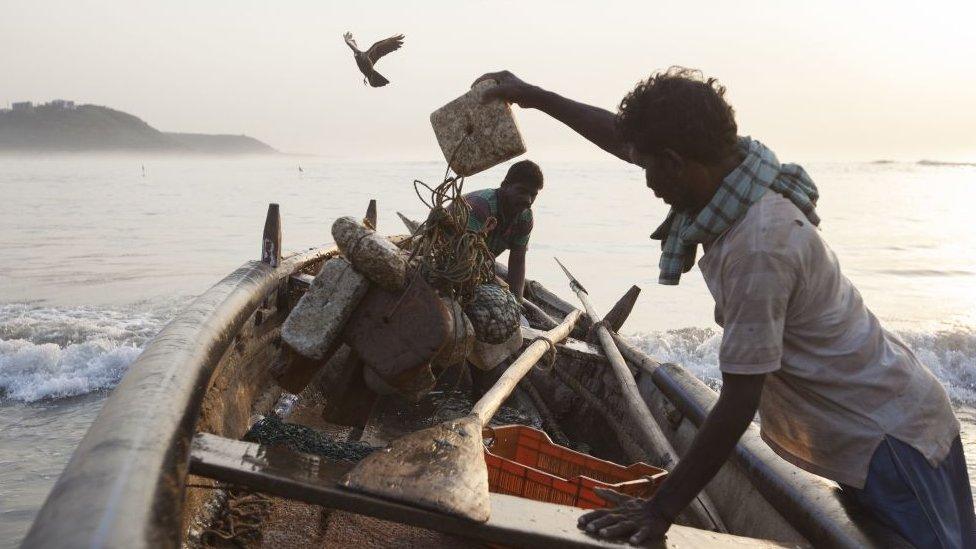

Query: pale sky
3 0 975 162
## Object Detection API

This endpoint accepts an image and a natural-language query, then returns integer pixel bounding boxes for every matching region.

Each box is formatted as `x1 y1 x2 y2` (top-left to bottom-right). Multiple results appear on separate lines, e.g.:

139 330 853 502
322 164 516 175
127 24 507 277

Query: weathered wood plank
522 298 559 329
261 203 282 267
364 199 377 230
189 433 793 549
288 273 314 291
520 326 606 364
586 285 640 342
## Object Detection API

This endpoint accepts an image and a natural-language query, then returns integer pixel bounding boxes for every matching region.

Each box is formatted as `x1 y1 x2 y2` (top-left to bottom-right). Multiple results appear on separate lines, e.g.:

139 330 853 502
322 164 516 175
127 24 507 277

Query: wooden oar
341 308 583 522
555 258 727 532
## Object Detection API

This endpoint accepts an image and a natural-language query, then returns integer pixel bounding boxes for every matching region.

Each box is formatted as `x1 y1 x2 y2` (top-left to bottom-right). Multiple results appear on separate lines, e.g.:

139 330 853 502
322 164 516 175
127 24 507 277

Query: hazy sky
3 0 975 161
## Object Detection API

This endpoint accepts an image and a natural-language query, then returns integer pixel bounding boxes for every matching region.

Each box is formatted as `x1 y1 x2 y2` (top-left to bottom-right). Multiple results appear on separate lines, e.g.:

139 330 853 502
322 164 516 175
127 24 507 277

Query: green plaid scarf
651 137 820 285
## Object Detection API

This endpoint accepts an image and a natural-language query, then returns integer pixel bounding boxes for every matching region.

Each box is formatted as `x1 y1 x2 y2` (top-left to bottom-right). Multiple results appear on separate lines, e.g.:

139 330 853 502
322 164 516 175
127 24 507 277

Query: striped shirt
462 188 533 256
699 191 959 488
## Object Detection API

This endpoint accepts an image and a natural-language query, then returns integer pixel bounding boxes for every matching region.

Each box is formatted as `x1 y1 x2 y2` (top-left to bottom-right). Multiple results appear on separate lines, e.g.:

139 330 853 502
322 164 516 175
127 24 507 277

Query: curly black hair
616 67 738 165
501 159 544 188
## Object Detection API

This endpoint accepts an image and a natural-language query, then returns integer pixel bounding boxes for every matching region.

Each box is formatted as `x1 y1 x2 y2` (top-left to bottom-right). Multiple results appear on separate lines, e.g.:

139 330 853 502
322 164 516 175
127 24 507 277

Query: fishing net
242 395 541 464
427 389 541 429
243 415 378 462
464 283 521 344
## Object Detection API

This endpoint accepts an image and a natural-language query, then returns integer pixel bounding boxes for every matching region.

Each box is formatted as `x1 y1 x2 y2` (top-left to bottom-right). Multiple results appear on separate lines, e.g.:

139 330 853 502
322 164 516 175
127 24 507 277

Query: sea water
1 156 974 545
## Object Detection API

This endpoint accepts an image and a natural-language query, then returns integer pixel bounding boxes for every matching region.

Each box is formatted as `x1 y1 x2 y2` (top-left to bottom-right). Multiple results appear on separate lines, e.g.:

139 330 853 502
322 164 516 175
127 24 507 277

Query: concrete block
282 257 369 360
430 80 526 177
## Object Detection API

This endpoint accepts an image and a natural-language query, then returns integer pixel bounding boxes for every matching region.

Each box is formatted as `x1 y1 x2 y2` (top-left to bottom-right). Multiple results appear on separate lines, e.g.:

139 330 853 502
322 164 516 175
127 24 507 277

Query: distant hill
164 132 275 154
0 102 276 154
917 159 976 167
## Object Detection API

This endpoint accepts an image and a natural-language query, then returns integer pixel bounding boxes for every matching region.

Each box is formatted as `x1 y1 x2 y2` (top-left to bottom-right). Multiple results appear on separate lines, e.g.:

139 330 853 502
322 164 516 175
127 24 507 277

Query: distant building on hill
7 100 78 113
48 99 75 110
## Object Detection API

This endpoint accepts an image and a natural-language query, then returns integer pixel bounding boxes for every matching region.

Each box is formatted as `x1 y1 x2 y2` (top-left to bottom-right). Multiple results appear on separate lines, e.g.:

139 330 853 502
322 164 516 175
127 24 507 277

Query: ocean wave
899 328 976 405
0 301 182 403
626 328 723 389
625 326 976 406
3 299 974 406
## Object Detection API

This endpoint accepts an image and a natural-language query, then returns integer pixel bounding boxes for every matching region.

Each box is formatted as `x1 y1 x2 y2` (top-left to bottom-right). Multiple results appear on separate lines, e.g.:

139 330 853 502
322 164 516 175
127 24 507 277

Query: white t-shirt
698 191 959 488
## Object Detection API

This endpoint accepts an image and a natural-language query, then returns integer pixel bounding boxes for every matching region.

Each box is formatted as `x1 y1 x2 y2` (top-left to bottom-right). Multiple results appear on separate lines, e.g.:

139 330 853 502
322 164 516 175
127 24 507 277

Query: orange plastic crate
483 425 667 509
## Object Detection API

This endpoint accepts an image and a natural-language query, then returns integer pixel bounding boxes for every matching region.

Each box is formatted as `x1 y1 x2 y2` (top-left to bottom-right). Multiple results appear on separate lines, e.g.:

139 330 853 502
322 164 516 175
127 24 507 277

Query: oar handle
569 285 729 532
471 309 582 425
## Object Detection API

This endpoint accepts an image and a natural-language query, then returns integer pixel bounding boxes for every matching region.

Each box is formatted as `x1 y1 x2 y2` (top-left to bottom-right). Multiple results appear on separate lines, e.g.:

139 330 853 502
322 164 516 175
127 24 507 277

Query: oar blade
340 414 490 521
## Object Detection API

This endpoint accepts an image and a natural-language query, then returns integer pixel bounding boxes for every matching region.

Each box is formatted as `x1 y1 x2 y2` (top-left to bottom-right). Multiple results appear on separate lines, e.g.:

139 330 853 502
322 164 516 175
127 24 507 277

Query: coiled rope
406 136 497 305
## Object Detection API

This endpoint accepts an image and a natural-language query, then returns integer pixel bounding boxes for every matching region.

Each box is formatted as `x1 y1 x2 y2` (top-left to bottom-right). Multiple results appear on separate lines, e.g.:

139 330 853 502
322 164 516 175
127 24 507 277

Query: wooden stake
586 285 640 343
364 199 377 230
261 203 281 267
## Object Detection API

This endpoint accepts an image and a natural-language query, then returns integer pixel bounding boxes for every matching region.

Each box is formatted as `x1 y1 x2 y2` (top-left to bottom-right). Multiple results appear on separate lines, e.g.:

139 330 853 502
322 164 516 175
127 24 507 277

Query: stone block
332 216 407 291
282 257 369 361
431 298 474 370
430 80 526 177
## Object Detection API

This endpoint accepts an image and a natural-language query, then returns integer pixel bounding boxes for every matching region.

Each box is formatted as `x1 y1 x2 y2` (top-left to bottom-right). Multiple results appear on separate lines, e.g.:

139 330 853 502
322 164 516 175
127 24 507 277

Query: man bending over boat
474 68 975 547
463 159 544 300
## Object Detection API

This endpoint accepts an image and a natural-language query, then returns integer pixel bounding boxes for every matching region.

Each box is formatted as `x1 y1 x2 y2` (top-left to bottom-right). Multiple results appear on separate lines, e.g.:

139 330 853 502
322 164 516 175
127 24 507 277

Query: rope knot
530 335 557 371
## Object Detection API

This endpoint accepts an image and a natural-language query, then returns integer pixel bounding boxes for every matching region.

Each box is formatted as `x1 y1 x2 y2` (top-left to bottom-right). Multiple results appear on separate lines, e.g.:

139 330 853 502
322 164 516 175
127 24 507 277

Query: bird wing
366 34 404 64
343 31 359 52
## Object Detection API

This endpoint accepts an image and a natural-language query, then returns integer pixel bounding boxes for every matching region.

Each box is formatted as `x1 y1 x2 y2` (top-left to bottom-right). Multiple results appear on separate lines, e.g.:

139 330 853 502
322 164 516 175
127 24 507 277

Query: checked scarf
651 137 820 285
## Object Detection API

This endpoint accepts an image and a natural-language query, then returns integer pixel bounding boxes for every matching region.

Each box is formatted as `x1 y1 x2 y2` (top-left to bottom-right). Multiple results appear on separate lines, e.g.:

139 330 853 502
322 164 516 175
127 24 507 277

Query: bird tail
366 69 389 87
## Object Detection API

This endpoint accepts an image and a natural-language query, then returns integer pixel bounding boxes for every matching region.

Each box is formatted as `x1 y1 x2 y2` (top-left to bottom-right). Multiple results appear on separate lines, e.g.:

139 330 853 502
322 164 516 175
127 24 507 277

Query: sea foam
2 301 974 406
0 302 180 403
626 326 976 407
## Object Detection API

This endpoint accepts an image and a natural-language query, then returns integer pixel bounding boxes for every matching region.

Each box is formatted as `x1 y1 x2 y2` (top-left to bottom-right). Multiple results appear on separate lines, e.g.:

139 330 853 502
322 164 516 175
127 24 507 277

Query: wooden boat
22 204 909 548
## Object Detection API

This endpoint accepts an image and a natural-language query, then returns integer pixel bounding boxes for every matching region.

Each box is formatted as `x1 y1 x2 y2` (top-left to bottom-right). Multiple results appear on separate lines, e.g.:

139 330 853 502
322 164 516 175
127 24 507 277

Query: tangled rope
199 487 271 547
529 335 557 371
406 137 497 304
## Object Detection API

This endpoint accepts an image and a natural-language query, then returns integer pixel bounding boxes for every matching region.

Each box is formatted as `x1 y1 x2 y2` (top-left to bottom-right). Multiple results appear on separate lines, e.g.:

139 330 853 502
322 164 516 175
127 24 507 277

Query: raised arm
473 71 635 164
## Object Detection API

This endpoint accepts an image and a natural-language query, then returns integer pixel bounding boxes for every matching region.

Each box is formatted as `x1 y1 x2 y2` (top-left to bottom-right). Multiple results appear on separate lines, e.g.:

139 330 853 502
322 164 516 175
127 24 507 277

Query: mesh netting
463 283 521 343
243 416 378 462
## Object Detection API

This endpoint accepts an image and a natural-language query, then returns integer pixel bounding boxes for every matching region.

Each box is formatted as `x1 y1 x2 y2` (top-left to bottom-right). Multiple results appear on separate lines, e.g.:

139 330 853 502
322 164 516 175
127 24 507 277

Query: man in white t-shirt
474 67 974 548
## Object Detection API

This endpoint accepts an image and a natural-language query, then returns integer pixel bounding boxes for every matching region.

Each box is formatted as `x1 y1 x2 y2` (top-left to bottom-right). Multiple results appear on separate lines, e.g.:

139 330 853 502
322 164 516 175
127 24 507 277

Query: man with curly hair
462 159 544 300
473 68 974 547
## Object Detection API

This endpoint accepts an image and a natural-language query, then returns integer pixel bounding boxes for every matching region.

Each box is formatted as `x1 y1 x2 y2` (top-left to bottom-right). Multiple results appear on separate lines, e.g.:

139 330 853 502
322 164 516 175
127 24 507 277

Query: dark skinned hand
471 71 542 109
577 487 673 545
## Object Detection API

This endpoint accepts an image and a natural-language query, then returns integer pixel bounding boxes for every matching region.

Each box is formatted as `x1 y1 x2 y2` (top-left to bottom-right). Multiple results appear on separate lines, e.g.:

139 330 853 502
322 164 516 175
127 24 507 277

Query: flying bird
343 32 405 87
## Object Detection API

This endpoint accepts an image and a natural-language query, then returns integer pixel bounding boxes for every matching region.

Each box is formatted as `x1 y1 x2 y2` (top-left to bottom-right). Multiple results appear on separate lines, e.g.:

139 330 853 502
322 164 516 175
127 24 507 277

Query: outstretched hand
577 488 673 545
471 70 542 109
